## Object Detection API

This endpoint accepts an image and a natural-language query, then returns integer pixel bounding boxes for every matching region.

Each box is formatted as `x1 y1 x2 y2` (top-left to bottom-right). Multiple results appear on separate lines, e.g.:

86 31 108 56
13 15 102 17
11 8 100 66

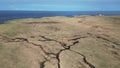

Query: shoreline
1 15 120 24
0 11 120 24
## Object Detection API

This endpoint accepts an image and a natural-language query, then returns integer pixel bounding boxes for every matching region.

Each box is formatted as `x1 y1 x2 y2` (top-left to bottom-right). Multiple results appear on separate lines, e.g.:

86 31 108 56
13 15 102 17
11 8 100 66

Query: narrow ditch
96 35 120 46
39 60 46 68
87 33 120 50
2 35 95 68
38 35 67 48
37 35 95 68
70 50 95 68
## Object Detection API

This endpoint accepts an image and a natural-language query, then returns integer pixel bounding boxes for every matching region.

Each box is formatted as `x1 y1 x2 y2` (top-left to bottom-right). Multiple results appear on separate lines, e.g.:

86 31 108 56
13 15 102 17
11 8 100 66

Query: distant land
0 11 120 24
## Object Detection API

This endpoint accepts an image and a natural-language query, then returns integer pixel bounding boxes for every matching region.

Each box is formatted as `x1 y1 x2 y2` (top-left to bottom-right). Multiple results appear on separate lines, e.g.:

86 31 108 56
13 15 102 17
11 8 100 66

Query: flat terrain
0 16 120 68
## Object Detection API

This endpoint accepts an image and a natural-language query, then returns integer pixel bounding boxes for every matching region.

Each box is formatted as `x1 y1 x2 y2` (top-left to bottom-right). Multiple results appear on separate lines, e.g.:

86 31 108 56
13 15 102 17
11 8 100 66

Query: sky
0 0 120 11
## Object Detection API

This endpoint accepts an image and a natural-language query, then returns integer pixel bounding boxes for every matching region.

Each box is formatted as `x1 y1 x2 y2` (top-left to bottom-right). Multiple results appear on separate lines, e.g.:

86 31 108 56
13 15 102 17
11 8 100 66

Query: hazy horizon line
0 10 120 11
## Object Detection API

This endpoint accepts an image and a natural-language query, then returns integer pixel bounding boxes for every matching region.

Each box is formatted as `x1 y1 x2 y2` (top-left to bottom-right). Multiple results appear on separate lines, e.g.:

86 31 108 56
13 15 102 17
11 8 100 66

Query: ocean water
0 11 120 24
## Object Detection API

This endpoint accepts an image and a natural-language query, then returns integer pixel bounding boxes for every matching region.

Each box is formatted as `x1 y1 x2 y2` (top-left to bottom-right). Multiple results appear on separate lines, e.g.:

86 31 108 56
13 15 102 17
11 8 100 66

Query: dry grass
0 16 120 68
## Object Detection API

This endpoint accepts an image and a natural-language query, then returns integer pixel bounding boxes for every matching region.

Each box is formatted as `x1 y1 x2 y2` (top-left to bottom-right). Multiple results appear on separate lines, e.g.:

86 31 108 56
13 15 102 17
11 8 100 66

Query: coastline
1 15 120 24
0 11 120 24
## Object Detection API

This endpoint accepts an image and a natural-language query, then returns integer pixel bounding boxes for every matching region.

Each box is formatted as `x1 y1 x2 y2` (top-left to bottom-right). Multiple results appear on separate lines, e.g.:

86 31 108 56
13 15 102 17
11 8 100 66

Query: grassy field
0 16 120 68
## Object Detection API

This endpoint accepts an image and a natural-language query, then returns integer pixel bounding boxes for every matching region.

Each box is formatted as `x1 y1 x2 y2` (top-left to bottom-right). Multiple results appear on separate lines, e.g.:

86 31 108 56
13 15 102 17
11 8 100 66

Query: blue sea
0 11 120 24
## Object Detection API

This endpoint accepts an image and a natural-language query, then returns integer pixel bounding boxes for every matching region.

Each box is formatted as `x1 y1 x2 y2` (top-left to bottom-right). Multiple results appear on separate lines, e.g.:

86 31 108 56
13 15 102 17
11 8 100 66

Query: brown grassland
0 16 120 68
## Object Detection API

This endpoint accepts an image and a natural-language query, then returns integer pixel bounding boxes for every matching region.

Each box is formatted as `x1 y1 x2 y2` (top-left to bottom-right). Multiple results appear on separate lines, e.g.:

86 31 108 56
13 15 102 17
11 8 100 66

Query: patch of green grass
99 61 108 68
2 31 18 37
114 64 120 68
102 16 120 24
0 44 3 49
1 24 31 37
95 53 109 68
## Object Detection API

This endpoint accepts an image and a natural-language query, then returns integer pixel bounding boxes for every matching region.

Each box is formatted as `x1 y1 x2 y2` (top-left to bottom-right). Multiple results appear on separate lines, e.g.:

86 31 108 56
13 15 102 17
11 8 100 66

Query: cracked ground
0 16 120 68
